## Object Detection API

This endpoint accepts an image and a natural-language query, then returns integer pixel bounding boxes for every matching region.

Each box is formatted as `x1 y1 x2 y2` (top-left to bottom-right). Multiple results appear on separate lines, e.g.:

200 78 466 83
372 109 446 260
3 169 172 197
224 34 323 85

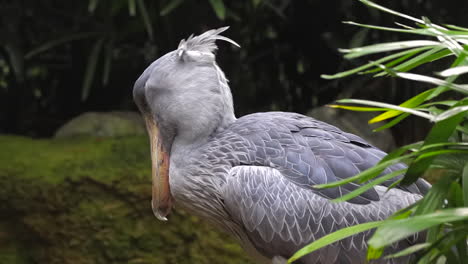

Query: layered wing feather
227 112 430 204
223 165 422 264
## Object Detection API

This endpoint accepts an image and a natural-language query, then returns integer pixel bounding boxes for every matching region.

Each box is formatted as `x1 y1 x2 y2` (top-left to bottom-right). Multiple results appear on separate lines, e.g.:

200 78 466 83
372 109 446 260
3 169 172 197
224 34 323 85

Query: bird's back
189 112 429 263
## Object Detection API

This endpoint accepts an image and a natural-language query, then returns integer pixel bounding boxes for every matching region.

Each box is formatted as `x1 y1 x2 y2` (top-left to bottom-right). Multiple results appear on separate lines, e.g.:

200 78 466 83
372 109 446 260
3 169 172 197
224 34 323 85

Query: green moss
0 135 253 264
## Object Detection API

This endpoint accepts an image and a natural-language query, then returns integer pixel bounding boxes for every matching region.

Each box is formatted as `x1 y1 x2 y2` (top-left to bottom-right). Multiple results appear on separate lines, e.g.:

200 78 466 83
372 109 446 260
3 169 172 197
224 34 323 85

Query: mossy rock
0 135 253 264
54 112 146 138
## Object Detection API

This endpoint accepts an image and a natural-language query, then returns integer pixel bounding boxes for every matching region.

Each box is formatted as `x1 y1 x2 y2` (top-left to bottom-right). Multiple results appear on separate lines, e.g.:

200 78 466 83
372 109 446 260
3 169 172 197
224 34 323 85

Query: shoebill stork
133 27 430 264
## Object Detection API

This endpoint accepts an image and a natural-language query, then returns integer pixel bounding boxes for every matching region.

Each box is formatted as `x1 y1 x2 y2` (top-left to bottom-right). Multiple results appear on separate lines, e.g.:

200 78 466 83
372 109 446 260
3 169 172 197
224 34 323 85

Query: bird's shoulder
218 111 429 203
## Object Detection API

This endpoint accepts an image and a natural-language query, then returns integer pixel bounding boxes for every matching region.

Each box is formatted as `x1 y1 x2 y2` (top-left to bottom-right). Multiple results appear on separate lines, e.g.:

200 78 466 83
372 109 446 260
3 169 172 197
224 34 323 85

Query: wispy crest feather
177 27 240 55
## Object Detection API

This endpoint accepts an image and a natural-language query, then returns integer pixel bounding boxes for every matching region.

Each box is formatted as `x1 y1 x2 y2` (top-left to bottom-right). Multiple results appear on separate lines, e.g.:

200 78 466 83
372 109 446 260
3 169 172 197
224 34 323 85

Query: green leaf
314 153 414 189
102 39 114 86
339 40 440 59
208 0 226 20
321 47 432 79
370 88 438 123
368 208 468 249
136 0 154 41
384 243 431 259
373 113 410 132
82 38 104 101
393 72 468 95
463 163 468 207
3 44 24 83
343 21 431 35
402 98 468 185
331 169 406 203
358 0 423 24
414 175 453 216
88 0 99 13
25 32 99 60
434 106 468 122
438 66 468 77
336 99 434 121
128 0 136 16
374 47 451 77
288 221 384 263
160 0 185 16
327 104 387 112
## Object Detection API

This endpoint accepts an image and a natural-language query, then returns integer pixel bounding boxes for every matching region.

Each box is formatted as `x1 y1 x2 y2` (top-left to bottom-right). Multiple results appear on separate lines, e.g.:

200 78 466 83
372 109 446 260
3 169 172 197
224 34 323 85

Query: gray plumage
133 27 430 264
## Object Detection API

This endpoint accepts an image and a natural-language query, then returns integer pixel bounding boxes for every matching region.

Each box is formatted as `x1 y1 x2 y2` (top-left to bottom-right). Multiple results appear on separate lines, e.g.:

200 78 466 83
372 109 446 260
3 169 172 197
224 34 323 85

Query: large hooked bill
145 117 173 221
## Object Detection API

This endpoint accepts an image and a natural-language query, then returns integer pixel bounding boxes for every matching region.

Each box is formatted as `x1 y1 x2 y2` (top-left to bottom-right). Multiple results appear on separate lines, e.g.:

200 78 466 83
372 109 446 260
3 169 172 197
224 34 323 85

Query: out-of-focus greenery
0 135 253 264
290 1 468 263
0 0 465 142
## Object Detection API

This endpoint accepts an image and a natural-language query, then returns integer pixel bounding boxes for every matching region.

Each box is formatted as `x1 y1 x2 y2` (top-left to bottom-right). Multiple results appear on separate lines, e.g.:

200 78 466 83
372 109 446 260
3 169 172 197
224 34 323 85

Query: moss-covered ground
0 135 253 264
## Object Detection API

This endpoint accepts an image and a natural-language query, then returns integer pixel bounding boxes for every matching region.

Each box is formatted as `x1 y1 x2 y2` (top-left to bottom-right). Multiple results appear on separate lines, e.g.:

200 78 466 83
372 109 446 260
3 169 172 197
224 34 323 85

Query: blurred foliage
290 1 468 263
0 135 253 264
0 0 466 140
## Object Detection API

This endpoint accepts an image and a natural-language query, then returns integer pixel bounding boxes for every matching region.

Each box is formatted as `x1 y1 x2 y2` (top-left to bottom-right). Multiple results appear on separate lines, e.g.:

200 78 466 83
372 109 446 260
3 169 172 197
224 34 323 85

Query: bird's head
133 27 239 221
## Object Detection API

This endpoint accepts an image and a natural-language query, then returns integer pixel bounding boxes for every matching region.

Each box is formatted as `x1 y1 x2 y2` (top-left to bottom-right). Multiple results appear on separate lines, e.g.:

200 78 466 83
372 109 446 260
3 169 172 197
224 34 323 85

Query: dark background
1 0 466 145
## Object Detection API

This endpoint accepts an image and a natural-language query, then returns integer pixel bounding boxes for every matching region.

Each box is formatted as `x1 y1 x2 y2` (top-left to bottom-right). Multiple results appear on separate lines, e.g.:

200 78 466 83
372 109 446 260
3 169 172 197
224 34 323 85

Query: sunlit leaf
321 47 431 79
339 40 440 59
373 113 410 132
438 66 468 77
370 88 438 123
288 221 384 263
374 47 451 77
331 169 406 203
327 104 387 112
314 153 414 189
394 72 468 95
368 208 468 249
358 0 423 24
336 99 435 121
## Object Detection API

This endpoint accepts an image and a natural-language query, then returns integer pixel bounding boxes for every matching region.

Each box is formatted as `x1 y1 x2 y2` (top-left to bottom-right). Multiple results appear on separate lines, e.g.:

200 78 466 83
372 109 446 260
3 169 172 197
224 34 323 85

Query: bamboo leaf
102 39 114 86
402 98 468 185
25 32 99 60
136 0 154 41
128 0 136 16
384 243 431 259
88 0 99 13
339 40 440 59
370 88 438 123
438 66 468 77
368 208 468 249
463 163 468 207
331 169 406 203
358 0 423 24
374 47 451 77
393 72 468 95
82 38 104 101
160 0 185 16
327 104 387 112
321 47 432 79
288 221 384 263
314 153 414 189
373 113 410 132
336 99 435 121
208 0 226 20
